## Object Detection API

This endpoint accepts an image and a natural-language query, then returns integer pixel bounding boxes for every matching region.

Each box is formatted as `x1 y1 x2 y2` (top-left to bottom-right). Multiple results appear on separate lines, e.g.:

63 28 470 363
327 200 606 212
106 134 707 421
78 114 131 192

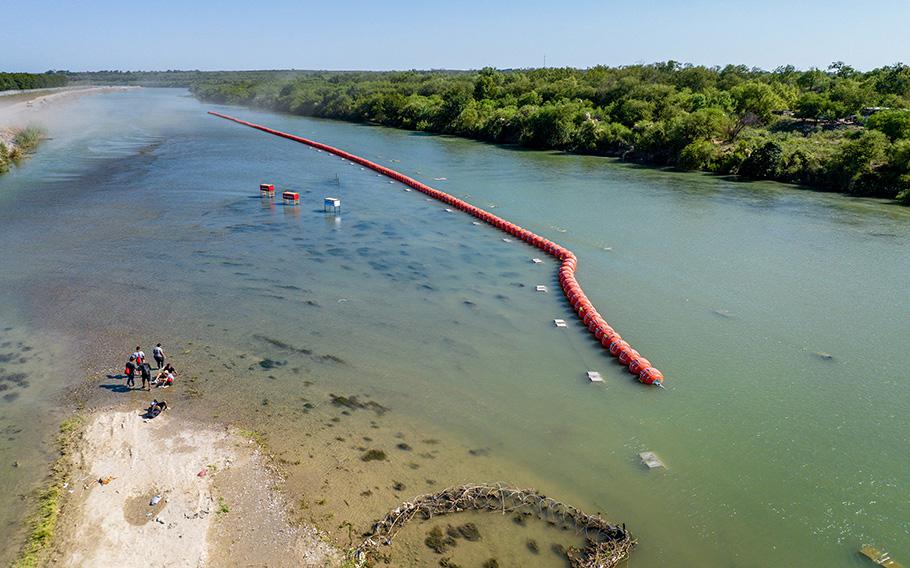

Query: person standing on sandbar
125 356 137 389
153 343 165 369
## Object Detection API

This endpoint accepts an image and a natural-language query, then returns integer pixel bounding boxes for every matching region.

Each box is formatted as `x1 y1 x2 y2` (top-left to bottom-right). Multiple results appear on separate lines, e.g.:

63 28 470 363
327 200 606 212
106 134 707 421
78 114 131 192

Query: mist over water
0 88 908 566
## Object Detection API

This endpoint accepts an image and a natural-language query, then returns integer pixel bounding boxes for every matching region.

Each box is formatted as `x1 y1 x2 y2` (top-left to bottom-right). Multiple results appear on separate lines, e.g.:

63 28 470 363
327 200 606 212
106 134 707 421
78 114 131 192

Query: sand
0 86 137 130
47 408 341 567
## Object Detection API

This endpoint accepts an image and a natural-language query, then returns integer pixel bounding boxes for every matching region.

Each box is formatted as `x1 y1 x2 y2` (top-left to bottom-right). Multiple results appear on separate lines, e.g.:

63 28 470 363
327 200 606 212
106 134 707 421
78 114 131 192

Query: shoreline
15 403 341 567
0 86 139 121
199 96 910 208
0 86 140 175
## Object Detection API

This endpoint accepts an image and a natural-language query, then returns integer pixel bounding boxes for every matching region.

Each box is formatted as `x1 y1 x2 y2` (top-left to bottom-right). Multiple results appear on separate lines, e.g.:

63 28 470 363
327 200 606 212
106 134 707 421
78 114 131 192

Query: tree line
0 72 67 91
188 63 910 203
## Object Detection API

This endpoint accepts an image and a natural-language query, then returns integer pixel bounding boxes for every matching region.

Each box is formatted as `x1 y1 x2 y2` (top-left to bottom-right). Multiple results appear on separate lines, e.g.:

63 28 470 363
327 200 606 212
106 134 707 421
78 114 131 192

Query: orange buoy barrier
209 111 664 387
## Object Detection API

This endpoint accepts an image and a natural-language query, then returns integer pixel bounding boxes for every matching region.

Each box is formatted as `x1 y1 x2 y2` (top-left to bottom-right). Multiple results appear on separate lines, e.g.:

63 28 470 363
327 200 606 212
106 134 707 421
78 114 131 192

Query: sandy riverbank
0 86 138 130
32 406 341 567
1 86 139 163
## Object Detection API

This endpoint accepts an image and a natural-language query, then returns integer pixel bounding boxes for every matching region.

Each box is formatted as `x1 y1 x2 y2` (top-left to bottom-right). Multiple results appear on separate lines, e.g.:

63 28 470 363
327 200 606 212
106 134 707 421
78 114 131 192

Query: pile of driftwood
353 483 635 567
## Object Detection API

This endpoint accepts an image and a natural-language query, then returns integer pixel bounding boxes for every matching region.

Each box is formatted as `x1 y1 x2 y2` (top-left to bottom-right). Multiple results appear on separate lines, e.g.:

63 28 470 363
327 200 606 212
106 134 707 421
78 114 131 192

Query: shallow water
1 88 908 566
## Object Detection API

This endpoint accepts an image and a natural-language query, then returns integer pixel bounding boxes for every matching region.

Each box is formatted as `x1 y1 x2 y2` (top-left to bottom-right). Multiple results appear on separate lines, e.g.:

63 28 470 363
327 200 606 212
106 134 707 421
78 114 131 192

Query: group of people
123 343 176 391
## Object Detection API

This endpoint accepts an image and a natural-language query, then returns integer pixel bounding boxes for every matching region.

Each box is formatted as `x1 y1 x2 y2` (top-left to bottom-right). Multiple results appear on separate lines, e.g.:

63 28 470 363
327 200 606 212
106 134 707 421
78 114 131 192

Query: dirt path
47 408 341 567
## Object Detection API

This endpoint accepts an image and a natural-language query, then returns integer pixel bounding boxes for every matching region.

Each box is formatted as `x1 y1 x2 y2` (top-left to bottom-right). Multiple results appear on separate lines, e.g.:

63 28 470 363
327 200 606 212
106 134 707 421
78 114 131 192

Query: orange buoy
639 367 664 386
619 348 640 365
629 357 651 375
609 339 629 356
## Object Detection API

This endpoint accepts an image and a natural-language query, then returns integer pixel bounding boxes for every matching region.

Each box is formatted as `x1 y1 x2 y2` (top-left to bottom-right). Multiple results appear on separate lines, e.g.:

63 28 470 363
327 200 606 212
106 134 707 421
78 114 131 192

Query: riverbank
0 86 139 175
189 67 910 204
16 406 341 567
0 86 138 122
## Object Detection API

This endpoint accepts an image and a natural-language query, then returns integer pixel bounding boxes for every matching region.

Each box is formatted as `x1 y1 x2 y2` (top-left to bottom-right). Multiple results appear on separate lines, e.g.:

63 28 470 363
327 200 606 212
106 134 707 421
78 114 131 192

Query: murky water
1 88 908 567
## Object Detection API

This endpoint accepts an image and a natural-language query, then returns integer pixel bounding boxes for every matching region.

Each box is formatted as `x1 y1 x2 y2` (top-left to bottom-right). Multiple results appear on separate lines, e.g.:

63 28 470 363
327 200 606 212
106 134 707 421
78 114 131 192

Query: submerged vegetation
188 63 910 203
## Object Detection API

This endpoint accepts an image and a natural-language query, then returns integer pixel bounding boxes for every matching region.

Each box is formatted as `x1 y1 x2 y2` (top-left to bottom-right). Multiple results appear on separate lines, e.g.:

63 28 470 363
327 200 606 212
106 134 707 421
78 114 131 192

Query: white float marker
639 451 665 469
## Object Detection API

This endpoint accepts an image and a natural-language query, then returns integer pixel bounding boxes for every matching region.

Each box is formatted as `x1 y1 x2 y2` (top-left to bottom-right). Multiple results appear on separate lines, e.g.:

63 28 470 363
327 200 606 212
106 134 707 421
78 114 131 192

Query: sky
4 0 908 72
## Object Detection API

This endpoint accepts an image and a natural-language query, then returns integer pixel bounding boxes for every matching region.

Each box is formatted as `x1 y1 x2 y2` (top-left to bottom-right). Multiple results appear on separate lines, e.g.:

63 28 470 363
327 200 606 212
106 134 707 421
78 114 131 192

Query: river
0 88 907 567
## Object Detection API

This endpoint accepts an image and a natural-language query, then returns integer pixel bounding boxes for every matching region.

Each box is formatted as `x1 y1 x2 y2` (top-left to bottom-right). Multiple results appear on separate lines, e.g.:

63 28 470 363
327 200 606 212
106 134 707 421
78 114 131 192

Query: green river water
0 88 908 567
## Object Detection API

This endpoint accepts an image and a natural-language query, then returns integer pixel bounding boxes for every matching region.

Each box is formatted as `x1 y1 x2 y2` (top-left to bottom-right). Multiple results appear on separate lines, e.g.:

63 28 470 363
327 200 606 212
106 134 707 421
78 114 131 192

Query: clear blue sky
5 0 908 72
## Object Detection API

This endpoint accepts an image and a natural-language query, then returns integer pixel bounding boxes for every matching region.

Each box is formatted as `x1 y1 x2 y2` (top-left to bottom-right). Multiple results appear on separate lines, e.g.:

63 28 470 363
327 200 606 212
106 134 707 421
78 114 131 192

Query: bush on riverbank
190 63 910 203
0 127 44 174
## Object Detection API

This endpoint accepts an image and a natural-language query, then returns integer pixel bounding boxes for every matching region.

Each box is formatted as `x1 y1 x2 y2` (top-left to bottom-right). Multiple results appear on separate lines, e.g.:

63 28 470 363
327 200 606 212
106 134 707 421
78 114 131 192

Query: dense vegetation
188 63 910 203
0 72 67 91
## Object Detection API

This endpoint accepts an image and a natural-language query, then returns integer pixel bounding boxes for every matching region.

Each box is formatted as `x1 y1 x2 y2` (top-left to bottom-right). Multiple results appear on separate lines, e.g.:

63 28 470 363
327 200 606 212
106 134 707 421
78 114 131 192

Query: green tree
866 110 910 141
730 81 786 124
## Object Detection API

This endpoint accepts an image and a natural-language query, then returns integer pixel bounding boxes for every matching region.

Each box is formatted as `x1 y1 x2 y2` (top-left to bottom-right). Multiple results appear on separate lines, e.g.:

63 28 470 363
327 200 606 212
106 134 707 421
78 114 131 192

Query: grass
12 414 83 568
217 496 230 515
13 127 43 153
1 126 45 175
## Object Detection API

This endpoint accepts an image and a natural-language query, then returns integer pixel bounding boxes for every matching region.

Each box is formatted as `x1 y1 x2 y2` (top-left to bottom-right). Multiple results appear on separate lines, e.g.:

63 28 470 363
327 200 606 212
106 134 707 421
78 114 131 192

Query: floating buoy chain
208 111 664 386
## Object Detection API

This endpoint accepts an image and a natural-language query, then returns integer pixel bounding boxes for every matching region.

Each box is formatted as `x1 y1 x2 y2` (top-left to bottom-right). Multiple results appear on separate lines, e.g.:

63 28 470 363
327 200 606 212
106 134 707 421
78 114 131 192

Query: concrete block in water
639 451 665 469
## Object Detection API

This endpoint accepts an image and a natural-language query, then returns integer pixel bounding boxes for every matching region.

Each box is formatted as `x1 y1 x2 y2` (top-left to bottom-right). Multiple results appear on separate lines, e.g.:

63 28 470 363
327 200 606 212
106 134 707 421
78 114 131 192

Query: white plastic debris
536 285 547 292
554 319 567 328
532 258 542 264
639 451 665 469
586 371 604 383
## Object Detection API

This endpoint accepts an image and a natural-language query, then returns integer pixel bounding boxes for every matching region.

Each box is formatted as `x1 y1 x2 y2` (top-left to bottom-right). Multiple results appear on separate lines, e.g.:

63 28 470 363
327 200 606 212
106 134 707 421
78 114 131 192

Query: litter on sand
149 495 161 506
98 476 116 485
639 451 665 469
